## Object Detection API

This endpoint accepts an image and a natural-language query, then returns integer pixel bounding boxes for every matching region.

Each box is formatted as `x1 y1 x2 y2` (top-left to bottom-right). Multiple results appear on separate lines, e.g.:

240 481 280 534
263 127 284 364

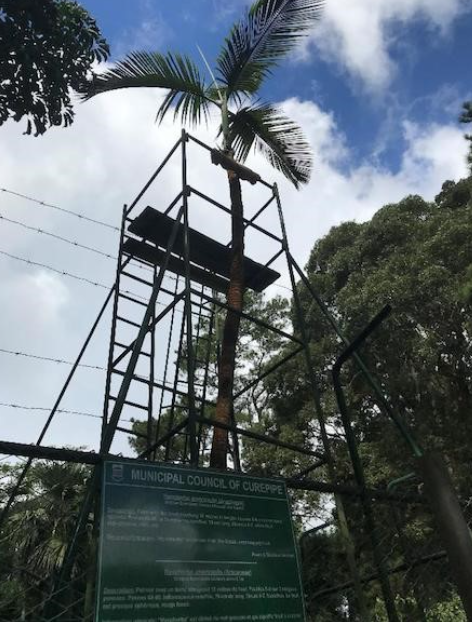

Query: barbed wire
0 347 105 370
0 402 136 424
0 248 113 290
0 248 157 305
1 186 292 295
0 345 171 395
0 211 117 260
1 187 119 232
0 210 162 279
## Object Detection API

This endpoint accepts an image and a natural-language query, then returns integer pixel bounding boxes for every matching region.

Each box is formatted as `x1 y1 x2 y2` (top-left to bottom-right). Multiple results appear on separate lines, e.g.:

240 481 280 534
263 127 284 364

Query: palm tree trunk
210 170 244 470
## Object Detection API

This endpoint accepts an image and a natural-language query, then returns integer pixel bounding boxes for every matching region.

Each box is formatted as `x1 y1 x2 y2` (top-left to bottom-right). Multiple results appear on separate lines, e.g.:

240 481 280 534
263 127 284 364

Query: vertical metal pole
147 263 157 457
183 283 204 462
385 473 428 621
165 307 187 462
333 367 399 622
229 405 242 472
181 129 199 466
389 503 429 621
197 291 217 463
418 453 472 621
101 206 127 445
153 274 180 461
332 306 400 622
273 183 371 621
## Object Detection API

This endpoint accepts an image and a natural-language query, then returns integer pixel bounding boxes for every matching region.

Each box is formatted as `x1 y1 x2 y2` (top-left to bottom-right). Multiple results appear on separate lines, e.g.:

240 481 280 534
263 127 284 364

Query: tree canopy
0 0 109 135
255 175 472 619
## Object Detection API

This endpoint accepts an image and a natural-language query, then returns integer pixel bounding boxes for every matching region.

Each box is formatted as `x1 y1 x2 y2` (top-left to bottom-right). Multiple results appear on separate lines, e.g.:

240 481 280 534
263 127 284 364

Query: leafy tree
130 408 190 462
82 0 321 469
0 0 109 135
259 175 472 619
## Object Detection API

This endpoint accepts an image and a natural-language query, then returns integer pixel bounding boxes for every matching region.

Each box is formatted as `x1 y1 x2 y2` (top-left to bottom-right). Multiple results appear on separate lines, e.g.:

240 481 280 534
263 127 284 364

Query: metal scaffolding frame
0 130 468 622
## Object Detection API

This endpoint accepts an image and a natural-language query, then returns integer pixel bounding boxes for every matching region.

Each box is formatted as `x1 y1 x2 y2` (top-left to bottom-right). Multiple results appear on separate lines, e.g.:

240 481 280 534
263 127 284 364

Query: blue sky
0 0 471 453
80 0 472 171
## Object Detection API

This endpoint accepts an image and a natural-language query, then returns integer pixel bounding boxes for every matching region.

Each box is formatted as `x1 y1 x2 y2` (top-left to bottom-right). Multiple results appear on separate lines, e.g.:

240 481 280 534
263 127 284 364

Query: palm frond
228 104 312 187
217 0 323 98
81 51 213 126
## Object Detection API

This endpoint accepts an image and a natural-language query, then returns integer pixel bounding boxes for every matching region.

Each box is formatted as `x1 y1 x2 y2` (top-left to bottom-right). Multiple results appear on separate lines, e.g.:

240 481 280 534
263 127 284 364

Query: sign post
96 461 306 622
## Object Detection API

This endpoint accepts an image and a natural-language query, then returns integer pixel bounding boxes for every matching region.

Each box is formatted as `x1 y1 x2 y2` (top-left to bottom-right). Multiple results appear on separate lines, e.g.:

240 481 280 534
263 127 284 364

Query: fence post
418 452 472 621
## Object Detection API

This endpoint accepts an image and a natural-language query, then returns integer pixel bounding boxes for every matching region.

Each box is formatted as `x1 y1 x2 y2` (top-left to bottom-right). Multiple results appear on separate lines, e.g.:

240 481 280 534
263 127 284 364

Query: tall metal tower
0 130 469 622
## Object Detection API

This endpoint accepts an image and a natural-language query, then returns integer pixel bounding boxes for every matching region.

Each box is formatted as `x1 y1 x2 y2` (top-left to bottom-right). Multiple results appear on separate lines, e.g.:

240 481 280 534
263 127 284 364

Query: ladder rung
114 342 151 358
111 341 151 369
122 270 153 288
177 379 204 387
116 315 141 329
119 292 148 308
116 425 148 439
109 396 149 412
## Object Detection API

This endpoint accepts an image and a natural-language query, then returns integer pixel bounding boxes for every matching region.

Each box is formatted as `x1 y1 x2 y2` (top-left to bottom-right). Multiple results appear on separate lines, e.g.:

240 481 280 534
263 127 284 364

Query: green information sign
96 461 306 622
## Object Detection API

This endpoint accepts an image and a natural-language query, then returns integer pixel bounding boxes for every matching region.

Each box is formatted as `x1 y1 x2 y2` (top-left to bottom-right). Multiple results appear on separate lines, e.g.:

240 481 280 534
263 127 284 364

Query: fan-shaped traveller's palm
82 0 322 469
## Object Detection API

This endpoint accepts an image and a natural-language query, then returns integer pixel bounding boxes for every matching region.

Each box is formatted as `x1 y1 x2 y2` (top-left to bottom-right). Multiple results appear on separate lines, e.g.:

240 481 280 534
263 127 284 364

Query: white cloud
307 0 469 90
115 1 172 56
0 91 468 454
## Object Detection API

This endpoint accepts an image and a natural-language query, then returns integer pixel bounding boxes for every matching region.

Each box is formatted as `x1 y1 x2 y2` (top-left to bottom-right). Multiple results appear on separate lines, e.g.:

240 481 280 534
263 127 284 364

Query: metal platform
123 206 280 293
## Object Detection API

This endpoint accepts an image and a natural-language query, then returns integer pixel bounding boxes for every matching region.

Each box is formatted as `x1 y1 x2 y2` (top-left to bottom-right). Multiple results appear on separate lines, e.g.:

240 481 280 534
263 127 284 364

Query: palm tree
82 0 321 470
1 462 90 619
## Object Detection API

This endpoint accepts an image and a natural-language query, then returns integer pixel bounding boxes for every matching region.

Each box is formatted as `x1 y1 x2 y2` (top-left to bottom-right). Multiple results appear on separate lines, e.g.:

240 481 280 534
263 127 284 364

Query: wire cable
1 187 119 232
0 211 117 260
1 187 292 295
0 347 105 370
0 402 136 424
0 211 165 279
0 248 113 290
0 248 154 304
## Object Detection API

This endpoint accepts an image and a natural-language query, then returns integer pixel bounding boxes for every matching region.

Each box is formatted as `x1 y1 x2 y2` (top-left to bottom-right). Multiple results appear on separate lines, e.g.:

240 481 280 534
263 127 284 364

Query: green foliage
263 175 472 619
217 0 323 98
228 104 313 186
0 461 91 619
0 0 109 135
82 51 211 126
368 593 466 622
129 408 190 462
298 181 472 483
460 101 472 171
428 593 467 621
83 0 315 187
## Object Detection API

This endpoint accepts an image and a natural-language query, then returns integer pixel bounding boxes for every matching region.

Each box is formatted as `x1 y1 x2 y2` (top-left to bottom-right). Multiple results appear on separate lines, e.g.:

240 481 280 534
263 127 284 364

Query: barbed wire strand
0 401 136 424
0 248 163 306
1 186 292 293
0 347 105 371
0 211 117 260
1 187 119 232
0 211 170 281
